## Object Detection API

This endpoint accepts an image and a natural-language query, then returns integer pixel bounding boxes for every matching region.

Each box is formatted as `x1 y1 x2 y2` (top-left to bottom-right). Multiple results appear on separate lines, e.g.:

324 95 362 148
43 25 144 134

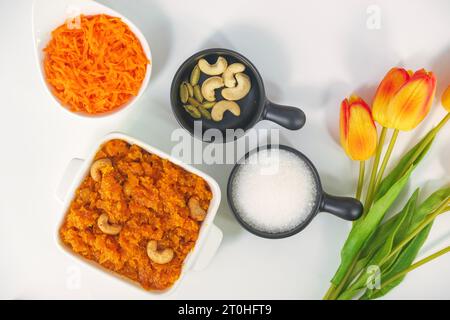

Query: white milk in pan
231 149 318 234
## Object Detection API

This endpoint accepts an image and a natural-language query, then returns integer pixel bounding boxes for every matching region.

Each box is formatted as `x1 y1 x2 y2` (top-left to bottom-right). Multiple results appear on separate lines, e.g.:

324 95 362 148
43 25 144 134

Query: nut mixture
179 56 251 121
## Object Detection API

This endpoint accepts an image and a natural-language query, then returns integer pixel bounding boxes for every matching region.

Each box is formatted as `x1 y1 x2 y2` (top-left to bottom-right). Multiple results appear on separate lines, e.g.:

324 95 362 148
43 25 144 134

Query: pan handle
263 100 306 130
320 192 363 221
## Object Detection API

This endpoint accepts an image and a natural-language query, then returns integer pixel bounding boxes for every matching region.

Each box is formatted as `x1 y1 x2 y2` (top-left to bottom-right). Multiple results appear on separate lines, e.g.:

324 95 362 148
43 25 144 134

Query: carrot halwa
59 140 212 290
44 14 149 114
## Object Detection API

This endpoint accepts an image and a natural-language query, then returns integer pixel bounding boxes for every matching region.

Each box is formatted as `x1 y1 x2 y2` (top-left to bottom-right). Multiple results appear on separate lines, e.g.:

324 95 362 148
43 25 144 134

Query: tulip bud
372 68 436 131
340 95 378 161
372 68 410 126
442 85 450 112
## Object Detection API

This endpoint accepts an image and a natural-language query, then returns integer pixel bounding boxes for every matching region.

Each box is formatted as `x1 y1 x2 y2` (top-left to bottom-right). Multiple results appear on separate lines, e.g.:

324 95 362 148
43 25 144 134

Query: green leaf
337 287 361 300
331 166 414 286
362 187 450 299
362 223 433 300
361 189 419 259
375 130 435 202
403 187 450 234
337 190 419 299
381 187 450 275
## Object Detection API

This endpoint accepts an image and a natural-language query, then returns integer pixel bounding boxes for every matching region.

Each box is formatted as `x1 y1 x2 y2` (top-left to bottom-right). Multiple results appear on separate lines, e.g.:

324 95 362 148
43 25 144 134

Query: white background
1 0 450 299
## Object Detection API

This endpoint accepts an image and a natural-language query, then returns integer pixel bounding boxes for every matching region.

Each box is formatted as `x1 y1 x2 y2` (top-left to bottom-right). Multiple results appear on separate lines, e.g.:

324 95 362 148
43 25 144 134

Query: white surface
54 132 223 296
1 0 449 299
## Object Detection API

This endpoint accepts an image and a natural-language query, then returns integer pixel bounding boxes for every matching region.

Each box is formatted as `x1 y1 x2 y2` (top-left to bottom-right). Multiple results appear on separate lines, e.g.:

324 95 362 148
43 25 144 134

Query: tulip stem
323 284 336 300
380 198 449 267
356 161 365 201
325 254 360 300
377 245 450 293
375 129 399 190
365 127 388 211
437 112 450 131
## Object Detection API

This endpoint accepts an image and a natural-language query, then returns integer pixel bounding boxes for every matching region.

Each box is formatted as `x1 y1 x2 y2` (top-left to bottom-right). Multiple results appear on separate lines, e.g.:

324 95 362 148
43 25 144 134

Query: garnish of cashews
147 240 174 264
221 73 251 101
211 100 241 122
188 197 207 221
198 56 228 76
97 213 122 235
90 158 112 182
222 63 246 88
201 76 224 102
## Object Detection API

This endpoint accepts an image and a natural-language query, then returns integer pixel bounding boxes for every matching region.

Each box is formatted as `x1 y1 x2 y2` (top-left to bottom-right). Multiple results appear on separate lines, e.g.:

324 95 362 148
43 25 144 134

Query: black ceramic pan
227 144 364 239
170 48 306 143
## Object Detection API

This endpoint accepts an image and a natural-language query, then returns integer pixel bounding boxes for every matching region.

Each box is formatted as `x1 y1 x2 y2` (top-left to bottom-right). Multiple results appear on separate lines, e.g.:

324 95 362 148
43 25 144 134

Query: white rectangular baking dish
55 132 223 296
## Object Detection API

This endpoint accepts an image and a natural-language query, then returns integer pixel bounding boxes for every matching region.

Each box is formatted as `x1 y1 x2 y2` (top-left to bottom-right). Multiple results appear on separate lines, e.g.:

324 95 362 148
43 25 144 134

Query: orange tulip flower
372 68 436 131
442 85 450 112
340 95 378 161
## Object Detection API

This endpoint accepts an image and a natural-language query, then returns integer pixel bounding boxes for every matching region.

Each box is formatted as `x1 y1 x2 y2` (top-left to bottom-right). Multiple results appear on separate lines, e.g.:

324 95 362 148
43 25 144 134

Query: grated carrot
44 14 149 115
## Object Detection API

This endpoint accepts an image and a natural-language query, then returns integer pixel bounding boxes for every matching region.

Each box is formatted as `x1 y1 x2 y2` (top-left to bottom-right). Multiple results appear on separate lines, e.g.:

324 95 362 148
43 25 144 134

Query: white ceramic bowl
55 132 223 296
32 0 152 118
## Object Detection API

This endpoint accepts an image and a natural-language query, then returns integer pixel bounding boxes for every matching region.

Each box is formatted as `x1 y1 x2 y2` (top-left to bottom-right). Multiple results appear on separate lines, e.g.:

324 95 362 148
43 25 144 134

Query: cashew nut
188 197 207 221
90 158 112 182
221 73 251 101
198 56 228 76
97 213 122 235
222 63 246 88
201 76 224 102
147 240 174 264
211 100 241 122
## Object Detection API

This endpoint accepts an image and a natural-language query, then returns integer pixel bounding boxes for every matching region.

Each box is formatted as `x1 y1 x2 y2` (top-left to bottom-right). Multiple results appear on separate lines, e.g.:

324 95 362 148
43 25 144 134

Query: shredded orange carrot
44 14 149 114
